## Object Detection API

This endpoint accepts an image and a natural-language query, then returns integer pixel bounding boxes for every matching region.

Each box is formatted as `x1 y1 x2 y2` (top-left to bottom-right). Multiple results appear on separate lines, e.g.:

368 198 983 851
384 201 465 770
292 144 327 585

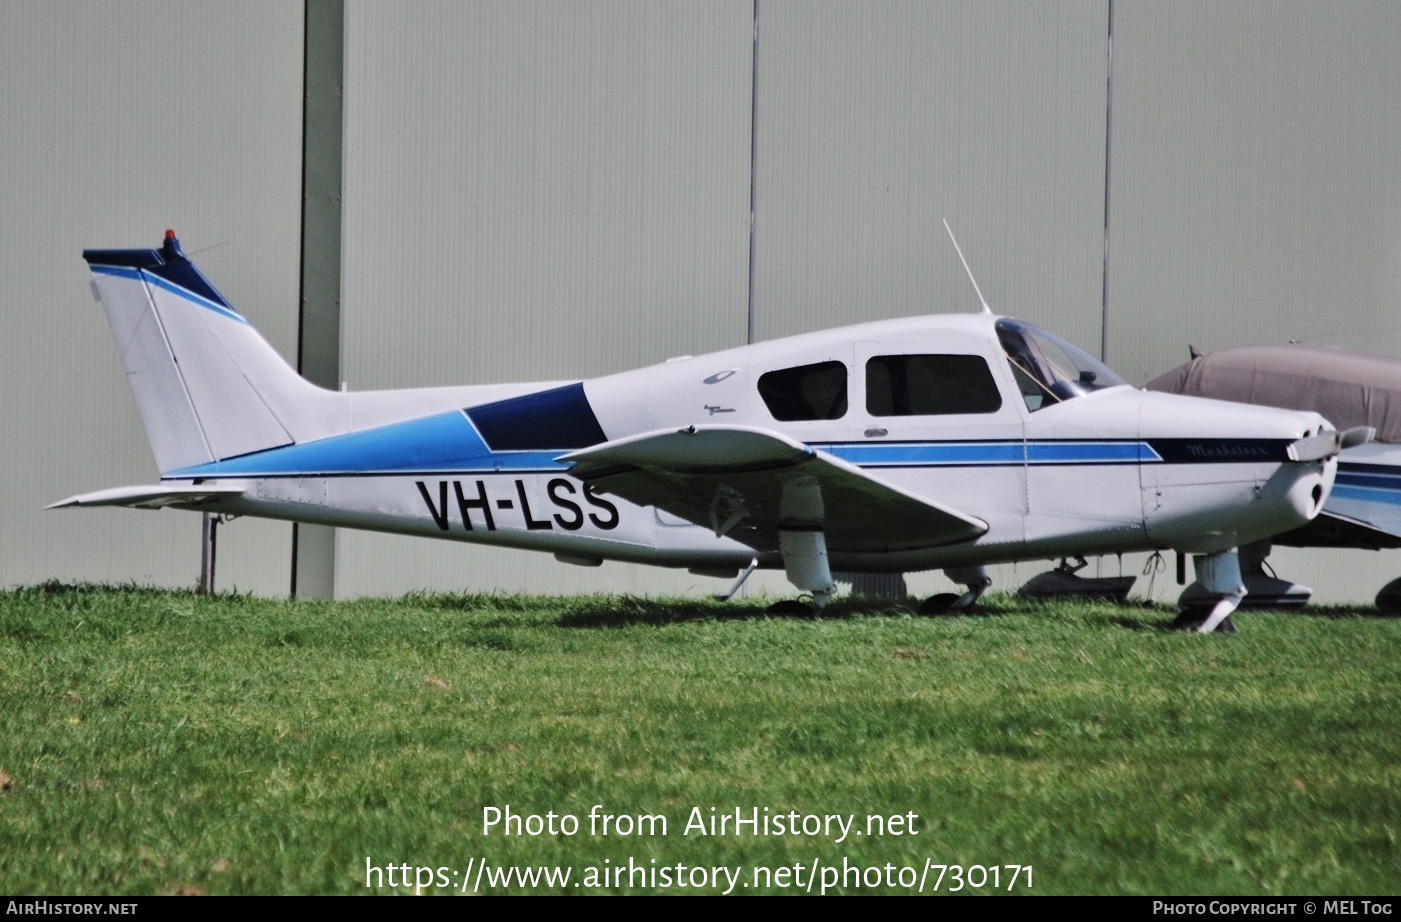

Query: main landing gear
918 566 992 614
766 495 838 615
764 562 994 618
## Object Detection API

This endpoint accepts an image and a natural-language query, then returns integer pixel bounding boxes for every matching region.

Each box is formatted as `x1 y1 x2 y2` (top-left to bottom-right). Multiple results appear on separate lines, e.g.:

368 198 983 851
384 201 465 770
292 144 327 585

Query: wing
1271 510 1401 550
561 425 988 553
47 483 246 510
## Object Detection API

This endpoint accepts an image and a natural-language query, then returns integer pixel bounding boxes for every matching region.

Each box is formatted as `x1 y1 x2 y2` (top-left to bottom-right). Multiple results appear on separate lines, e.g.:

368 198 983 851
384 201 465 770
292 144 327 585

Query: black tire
919 593 964 615
1375 578 1401 614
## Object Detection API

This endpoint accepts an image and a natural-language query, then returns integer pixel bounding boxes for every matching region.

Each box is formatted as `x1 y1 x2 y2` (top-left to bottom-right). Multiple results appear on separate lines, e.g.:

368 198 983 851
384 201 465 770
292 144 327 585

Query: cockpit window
866 354 1002 416
996 319 1125 411
757 360 848 421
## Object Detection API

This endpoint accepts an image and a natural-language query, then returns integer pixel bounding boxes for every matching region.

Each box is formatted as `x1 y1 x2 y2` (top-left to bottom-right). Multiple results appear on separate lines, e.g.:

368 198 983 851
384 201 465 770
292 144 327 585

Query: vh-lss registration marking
415 478 620 532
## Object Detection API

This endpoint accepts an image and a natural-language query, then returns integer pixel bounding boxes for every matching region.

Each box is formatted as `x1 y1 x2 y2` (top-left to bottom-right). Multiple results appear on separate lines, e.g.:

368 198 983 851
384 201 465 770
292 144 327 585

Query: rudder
84 231 327 474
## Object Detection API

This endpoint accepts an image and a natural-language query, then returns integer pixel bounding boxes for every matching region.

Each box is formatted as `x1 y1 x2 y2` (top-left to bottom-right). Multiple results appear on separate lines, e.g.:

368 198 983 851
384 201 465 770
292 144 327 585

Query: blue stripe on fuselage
168 429 1273 481
170 410 567 477
823 440 1161 467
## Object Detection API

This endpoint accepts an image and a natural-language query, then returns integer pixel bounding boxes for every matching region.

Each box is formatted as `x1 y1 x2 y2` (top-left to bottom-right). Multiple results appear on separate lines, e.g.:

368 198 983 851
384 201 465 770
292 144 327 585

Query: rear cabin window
866 354 1002 416
757 360 848 421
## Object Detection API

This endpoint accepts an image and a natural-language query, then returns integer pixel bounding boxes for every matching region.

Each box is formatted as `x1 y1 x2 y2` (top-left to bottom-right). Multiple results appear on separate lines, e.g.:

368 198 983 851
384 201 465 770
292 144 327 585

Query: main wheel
919 593 964 615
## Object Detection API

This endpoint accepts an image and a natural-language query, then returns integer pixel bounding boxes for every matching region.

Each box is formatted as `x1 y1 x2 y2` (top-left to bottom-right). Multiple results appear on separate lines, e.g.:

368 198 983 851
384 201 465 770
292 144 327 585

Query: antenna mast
943 219 991 315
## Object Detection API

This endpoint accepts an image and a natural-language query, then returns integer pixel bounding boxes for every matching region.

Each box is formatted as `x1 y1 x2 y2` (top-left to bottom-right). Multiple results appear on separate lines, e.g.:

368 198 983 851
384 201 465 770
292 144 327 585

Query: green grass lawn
1 583 1398 895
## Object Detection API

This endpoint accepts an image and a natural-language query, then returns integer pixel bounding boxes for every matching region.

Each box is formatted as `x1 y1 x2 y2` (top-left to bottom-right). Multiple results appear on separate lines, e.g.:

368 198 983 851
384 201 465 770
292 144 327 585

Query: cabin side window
757 360 848 421
865 354 1003 416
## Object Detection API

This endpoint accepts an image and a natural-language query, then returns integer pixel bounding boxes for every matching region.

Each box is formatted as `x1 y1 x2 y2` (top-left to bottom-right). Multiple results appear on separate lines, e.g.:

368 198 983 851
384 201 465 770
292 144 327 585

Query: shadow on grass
555 597 759 627
14 583 1397 631
1095 602 1401 634
557 593 1401 630
1279 604 1401 620
402 592 941 628
553 595 999 627
22 580 200 600
1102 615 1170 632
402 591 560 614
397 590 760 627
13 580 259 604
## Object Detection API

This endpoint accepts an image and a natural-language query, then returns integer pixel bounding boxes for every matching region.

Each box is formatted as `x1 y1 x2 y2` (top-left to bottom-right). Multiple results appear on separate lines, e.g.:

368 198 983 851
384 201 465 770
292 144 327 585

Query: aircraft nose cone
1138 392 1338 551
1222 402 1339 530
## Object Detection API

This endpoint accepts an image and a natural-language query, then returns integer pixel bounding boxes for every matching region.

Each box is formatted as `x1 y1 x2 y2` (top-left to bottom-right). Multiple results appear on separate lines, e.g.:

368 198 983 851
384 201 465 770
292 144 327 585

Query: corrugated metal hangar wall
4 1 1399 603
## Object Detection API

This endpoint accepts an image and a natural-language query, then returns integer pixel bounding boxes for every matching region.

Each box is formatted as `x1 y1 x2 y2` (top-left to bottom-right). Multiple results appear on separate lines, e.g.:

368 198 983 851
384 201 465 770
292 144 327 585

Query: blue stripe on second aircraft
1331 485 1401 507
1330 465 1401 507
1336 471 1401 491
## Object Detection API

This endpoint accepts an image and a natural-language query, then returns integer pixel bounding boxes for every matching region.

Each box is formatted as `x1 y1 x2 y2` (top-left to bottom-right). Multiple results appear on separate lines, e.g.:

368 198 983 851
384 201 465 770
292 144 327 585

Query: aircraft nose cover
1145 343 1401 444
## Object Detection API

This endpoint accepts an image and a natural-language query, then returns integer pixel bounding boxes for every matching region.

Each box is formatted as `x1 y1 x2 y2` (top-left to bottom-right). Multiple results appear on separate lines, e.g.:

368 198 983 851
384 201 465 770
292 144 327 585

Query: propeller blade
1340 426 1376 450
1287 430 1343 462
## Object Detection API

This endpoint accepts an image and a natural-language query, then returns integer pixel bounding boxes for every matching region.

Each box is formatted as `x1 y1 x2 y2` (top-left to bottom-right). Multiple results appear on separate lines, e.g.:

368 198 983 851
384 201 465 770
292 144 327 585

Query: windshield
995 319 1126 411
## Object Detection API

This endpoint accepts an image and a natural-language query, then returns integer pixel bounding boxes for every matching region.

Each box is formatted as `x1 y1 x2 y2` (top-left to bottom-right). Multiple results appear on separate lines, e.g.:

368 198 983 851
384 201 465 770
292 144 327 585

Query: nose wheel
1174 549 1246 634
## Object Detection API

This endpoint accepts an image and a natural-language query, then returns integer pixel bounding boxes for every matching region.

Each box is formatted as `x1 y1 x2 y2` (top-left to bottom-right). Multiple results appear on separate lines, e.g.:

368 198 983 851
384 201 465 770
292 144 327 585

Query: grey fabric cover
1145 343 1401 444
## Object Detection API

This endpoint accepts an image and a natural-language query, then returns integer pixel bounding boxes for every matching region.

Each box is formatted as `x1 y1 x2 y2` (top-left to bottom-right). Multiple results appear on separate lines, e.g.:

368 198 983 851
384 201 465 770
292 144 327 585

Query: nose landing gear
1172 549 1246 634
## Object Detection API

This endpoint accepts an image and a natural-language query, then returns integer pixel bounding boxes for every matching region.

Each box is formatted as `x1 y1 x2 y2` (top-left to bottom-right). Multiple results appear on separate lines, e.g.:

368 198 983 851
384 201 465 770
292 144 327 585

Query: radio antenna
943 219 991 315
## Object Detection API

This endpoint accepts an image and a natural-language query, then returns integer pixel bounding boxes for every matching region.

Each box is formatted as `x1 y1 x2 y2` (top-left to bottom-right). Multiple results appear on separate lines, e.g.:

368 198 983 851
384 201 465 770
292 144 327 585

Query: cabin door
843 343 1029 553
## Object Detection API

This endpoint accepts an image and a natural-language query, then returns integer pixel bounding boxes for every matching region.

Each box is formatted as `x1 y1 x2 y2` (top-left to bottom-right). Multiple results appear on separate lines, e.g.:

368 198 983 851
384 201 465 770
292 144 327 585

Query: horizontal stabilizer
47 483 246 511
561 425 988 554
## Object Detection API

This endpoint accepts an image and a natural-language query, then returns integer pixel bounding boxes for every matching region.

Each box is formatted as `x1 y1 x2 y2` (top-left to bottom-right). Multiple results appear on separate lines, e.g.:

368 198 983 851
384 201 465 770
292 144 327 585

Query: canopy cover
1145 343 1401 444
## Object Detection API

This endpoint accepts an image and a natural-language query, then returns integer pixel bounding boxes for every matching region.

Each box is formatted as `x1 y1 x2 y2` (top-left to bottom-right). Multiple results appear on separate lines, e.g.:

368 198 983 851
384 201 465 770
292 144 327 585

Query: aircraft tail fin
84 231 337 475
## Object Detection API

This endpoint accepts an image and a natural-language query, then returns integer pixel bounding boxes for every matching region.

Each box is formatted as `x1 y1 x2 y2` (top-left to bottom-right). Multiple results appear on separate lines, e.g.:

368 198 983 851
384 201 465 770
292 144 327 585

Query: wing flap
562 426 988 553
47 484 246 510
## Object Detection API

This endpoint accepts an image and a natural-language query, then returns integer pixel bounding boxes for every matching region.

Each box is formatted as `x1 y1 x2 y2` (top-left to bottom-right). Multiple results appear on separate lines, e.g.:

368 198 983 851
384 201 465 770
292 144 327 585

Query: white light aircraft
54 231 1349 632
